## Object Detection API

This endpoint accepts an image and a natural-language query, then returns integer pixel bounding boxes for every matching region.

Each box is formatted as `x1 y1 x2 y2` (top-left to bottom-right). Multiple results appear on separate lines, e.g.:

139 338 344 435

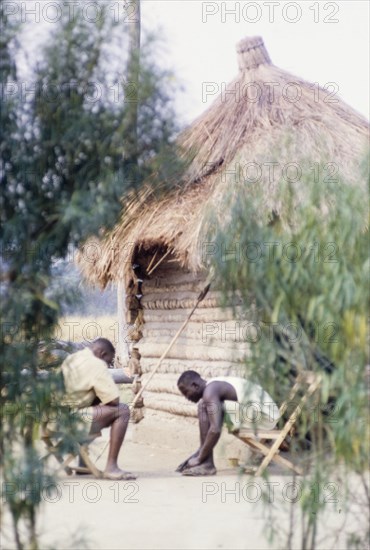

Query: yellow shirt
61 347 119 408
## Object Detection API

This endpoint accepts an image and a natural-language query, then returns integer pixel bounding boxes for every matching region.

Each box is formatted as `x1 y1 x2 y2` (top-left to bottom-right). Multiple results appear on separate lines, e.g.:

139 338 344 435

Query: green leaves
210 152 369 546
1 7 182 548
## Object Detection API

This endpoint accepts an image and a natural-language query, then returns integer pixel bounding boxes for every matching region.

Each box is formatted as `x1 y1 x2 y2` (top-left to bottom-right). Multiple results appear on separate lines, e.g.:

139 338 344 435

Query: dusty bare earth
0 428 355 550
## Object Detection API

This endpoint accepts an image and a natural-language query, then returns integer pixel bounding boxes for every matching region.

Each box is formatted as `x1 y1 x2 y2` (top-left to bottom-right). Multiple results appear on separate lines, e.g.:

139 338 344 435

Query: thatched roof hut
79 36 369 454
81 35 368 287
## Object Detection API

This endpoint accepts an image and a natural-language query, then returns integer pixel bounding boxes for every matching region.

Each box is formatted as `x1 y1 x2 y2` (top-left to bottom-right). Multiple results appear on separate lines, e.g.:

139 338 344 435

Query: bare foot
182 465 217 476
103 468 137 480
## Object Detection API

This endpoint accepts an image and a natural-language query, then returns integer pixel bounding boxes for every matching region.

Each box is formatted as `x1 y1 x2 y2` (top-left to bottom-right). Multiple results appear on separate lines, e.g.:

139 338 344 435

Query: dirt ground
1 429 353 550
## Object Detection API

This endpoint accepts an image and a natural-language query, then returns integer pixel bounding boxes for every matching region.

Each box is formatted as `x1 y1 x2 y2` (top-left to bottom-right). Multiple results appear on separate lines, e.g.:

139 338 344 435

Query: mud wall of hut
131 259 251 420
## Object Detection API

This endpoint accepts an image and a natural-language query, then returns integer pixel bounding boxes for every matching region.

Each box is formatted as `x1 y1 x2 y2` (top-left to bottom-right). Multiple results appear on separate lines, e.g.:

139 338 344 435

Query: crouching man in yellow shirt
61 337 136 480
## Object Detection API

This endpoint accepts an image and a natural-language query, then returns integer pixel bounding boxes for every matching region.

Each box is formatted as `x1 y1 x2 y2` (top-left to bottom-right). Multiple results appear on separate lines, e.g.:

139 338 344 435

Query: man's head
91 338 115 366
177 370 206 403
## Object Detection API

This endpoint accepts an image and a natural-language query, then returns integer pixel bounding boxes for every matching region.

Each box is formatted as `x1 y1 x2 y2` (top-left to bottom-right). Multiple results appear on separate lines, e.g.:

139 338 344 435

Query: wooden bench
234 372 321 476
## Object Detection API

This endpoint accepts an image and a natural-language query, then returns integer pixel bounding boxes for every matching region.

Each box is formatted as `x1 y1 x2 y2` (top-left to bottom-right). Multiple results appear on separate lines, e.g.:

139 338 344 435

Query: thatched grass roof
79 36 369 287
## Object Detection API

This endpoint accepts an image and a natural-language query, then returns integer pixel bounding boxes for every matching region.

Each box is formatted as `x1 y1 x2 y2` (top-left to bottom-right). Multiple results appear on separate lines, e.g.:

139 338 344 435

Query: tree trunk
116 0 141 364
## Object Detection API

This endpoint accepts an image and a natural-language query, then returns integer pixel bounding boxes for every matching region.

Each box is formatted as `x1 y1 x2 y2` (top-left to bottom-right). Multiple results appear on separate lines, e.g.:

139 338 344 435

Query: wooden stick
146 249 158 273
147 249 171 276
255 375 321 476
130 282 212 409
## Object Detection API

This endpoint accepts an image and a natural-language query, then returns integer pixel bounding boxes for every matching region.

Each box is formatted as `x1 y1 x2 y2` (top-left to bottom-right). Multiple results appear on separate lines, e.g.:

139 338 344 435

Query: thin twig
146 249 158 273
147 249 171 276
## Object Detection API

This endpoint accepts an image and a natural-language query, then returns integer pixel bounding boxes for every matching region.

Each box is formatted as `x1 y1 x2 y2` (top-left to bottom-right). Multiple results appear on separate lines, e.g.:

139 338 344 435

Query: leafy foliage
0 3 182 547
209 154 369 548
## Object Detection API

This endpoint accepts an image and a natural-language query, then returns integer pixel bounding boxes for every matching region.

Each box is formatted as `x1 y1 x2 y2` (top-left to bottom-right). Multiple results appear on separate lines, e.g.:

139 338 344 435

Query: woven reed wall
136 264 251 418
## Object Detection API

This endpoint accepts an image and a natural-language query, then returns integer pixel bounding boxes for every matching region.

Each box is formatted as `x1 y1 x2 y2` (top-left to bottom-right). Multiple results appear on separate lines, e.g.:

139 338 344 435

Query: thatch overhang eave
78 175 217 286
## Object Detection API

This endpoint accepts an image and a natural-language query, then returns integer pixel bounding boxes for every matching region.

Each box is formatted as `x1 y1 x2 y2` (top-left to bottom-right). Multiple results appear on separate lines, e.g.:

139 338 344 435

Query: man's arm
91 363 120 406
187 388 224 467
196 396 223 463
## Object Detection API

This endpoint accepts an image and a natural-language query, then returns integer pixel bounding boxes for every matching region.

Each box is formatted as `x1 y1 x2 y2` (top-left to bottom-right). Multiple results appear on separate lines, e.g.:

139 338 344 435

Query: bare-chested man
176 370 280 476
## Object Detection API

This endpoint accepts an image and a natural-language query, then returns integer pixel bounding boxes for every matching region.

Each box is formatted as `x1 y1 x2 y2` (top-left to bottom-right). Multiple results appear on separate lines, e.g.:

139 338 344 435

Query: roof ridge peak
236 36 272 71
